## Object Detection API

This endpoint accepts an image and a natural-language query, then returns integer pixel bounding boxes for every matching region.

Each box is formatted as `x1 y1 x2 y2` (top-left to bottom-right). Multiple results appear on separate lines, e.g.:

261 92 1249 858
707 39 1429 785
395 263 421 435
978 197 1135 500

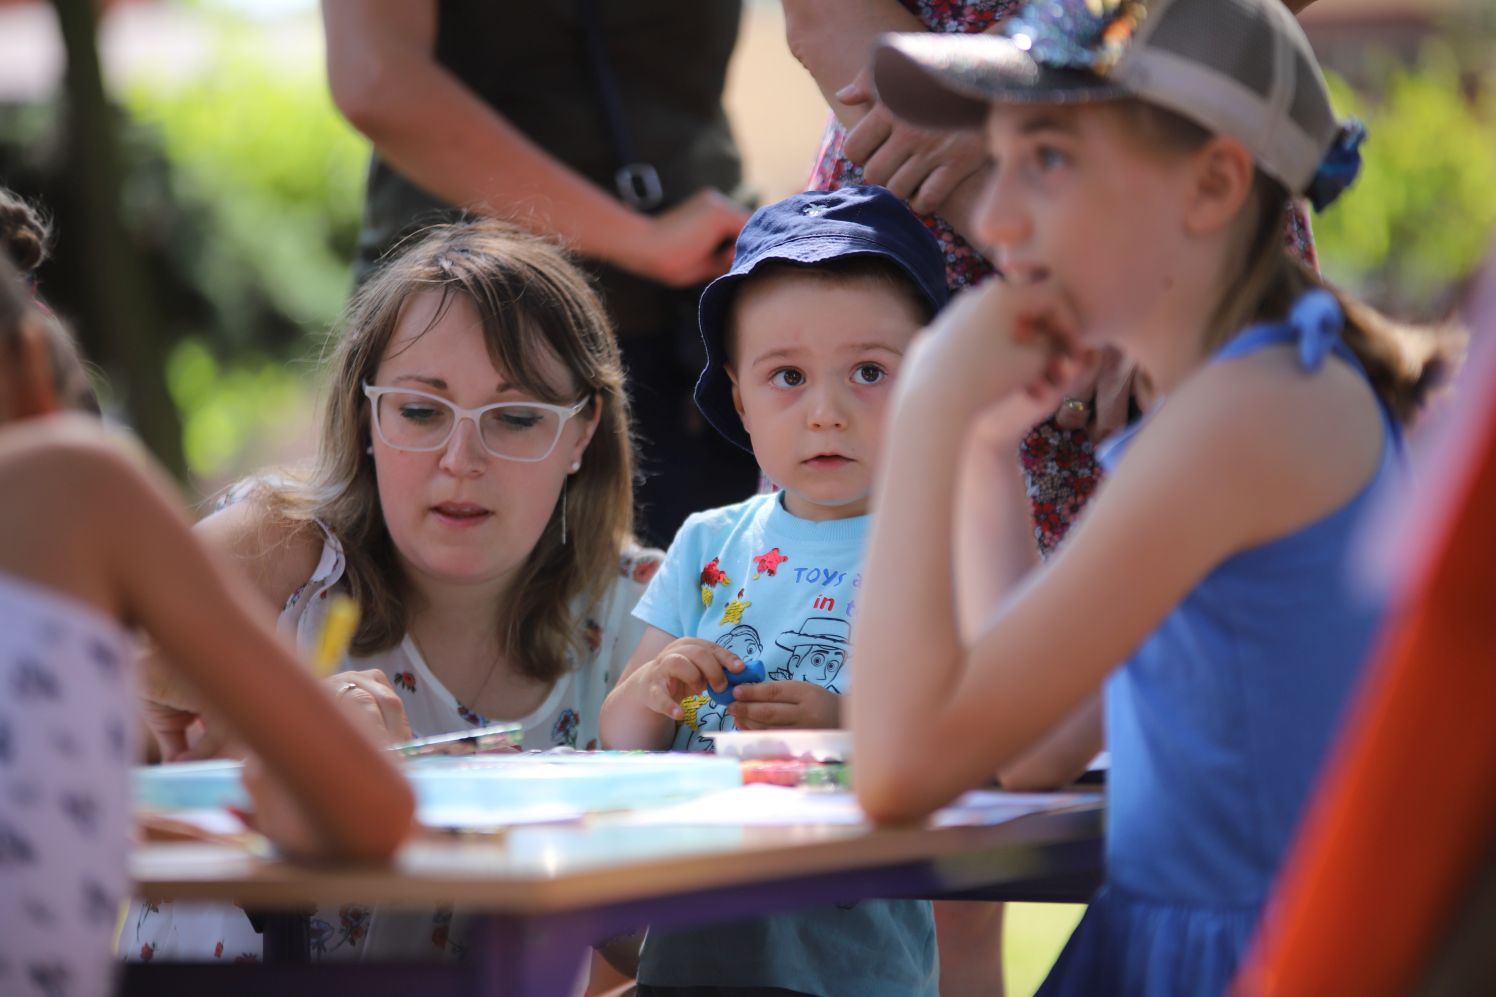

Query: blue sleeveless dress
1038 292 1404 997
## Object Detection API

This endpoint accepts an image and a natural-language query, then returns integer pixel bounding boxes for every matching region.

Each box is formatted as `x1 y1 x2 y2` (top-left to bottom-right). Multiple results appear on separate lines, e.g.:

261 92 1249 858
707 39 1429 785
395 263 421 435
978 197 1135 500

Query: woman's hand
628 188 749 288
329 669 415 746
837 69 990 216
1052 348 1155 442
729 682 841 730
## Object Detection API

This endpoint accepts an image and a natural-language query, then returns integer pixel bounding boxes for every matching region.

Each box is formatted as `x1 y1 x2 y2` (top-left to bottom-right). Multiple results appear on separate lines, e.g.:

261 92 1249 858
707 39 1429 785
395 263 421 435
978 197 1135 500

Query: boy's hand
633 638 746 721
728 681 841 730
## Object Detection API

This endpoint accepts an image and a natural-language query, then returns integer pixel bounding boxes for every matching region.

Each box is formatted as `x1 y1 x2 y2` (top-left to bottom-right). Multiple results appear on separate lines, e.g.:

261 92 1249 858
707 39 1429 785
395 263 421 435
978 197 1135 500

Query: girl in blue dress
847 0 1456 993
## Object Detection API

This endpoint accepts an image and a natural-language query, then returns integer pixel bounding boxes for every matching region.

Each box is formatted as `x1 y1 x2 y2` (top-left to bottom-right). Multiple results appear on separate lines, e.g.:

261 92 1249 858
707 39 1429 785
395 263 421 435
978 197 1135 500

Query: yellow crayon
312 595 360 678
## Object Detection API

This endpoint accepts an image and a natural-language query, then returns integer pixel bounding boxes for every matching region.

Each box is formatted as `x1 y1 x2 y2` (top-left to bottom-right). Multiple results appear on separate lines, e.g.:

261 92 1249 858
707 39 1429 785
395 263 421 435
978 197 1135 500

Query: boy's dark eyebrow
749 346 802 366
749 340 906 366
845 341 906 356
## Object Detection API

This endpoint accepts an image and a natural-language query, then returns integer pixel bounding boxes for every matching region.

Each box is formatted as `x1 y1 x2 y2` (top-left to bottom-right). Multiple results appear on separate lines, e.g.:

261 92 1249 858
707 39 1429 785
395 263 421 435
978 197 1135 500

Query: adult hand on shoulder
728 681 841 730
328 669 415 746
838 69 990 216
629 188 749 288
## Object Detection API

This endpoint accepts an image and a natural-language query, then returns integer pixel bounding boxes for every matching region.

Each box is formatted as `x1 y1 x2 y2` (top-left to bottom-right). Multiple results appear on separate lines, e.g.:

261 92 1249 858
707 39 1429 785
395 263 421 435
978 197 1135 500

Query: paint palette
405 752 745 817
132 759 251 812
133 750 745 819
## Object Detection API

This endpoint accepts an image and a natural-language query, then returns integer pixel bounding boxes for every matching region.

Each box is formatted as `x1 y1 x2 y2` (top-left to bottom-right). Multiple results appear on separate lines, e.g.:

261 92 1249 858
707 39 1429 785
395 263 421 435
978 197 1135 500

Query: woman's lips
430 502 493 528
802 454 853 469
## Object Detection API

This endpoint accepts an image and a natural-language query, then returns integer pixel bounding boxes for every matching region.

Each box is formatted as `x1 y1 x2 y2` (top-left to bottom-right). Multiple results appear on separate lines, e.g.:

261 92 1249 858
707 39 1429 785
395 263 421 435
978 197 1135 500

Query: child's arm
998 694 1103 791
851 292 1385 821
955 386 1106 790
599 626 746 750
90 444 414 860
137 493 324 760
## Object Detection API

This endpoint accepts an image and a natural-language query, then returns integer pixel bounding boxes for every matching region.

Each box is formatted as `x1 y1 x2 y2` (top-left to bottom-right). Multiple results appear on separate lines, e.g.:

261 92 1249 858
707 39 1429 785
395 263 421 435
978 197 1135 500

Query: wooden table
122 795 1103 996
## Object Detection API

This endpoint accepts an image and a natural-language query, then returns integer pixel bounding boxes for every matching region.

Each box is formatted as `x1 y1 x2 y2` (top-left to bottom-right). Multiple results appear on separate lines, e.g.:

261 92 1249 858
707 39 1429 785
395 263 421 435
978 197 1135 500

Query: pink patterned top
807 0 1318 555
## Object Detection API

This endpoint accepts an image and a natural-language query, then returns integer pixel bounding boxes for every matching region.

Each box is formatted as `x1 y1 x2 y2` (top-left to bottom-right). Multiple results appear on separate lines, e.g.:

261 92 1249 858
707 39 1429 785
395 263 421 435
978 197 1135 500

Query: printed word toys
708 657 767 705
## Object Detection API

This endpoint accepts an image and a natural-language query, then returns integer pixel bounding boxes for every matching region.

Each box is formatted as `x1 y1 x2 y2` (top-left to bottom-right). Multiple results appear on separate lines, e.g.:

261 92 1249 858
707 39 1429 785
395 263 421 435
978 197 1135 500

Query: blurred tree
49 0 185 475
1316 49 1496 319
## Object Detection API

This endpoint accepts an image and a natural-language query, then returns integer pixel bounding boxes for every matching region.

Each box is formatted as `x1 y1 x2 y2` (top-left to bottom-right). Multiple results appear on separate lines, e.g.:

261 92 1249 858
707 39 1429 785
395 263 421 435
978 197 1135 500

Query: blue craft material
708 657 766 705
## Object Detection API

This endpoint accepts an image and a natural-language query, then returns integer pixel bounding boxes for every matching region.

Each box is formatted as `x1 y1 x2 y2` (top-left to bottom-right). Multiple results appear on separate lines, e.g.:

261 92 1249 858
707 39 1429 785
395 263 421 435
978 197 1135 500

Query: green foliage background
121 27 369 483
1315 47 1496 318
3 14 1493 489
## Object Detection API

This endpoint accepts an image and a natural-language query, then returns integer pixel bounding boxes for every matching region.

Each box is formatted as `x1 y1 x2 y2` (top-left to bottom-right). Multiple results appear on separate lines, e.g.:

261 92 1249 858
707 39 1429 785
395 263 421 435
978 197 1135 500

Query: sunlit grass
1004 903 1084 997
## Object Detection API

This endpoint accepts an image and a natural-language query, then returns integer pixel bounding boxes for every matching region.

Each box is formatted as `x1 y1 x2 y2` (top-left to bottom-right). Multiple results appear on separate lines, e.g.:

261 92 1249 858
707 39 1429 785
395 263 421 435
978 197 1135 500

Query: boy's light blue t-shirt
632 492 937 996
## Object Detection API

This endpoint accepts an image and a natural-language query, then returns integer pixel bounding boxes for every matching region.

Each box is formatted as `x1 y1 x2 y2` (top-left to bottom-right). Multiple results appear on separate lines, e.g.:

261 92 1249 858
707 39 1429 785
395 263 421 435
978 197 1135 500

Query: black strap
577 0 664 210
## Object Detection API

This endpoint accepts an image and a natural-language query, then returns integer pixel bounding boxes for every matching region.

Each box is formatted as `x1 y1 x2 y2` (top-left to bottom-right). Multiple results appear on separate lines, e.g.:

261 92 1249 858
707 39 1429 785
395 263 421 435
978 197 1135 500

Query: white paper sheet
610 784 1098 828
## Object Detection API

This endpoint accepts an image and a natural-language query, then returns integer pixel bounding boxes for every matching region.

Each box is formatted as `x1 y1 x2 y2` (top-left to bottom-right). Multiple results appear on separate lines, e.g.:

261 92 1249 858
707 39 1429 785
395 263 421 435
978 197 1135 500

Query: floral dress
808 0 1318 555
127 523 662 970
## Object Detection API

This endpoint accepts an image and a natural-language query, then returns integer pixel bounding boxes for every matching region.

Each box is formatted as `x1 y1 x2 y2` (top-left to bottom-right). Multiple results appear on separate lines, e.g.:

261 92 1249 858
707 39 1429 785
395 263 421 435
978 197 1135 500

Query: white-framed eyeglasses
362 382 590 463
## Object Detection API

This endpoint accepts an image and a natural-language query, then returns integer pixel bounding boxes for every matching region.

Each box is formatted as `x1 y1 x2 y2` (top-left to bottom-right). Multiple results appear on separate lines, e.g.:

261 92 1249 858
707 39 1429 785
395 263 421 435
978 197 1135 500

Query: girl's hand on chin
899 278 1082 418
968 348 1100 451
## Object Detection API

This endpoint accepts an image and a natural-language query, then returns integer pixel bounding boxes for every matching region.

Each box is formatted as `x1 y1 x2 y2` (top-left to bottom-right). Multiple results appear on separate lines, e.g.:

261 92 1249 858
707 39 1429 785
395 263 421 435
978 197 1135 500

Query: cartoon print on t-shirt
716 624 763 662
774 617 850 693
676 624 764 752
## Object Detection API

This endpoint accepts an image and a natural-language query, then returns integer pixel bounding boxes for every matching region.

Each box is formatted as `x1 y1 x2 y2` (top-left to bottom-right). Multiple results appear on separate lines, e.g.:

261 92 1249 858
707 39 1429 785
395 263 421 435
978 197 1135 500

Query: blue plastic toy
708 657 767 705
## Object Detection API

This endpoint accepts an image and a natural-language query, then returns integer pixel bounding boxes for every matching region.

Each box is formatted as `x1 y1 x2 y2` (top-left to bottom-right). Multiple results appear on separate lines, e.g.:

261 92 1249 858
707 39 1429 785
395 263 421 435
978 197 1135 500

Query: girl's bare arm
852 348 1383 821
96 446 414 860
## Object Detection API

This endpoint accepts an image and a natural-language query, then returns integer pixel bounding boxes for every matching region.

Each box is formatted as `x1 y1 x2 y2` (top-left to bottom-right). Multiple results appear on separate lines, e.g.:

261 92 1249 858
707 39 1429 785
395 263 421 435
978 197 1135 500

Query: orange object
1236 341 1496 995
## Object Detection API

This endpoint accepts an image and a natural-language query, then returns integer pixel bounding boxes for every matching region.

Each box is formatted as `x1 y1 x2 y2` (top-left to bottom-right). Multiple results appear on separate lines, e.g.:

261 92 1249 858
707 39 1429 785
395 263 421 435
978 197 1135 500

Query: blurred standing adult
322 1 761 547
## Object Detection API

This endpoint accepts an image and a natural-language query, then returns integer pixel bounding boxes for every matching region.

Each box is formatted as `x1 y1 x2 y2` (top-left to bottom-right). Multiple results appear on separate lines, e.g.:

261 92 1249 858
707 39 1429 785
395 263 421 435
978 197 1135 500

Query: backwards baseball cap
872 0 1365 211
694 185 949 452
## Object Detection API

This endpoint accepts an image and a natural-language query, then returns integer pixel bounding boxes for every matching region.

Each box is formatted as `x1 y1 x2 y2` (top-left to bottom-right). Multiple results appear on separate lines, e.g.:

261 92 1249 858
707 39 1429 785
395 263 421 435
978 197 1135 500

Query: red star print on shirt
700 557 731 587
752 547 789 578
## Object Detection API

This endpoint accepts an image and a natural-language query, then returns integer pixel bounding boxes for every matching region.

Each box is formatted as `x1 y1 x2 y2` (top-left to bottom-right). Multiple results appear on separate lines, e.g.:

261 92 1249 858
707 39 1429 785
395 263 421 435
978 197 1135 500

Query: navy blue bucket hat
693 185 950 452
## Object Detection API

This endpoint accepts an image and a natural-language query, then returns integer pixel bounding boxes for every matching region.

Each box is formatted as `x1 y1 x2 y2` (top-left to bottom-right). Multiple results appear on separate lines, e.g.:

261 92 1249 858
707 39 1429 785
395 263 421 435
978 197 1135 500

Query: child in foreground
600 185 946 996
851 0 1454 993
0 249 413 997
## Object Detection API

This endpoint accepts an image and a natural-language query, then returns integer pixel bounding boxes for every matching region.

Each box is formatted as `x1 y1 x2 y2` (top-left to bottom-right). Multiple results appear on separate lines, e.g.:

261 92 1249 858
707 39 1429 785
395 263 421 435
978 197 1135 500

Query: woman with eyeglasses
129 220 662 974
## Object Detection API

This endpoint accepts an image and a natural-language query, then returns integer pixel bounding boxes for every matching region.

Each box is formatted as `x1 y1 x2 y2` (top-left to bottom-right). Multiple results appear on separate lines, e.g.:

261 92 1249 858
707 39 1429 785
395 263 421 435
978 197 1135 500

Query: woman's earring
570 460 581 473
366 445 374 455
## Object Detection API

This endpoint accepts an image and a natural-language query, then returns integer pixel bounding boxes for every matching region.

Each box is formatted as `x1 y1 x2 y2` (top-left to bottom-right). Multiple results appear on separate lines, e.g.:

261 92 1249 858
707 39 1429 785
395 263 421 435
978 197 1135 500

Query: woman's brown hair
1120 103 1457 424
261 220 636 682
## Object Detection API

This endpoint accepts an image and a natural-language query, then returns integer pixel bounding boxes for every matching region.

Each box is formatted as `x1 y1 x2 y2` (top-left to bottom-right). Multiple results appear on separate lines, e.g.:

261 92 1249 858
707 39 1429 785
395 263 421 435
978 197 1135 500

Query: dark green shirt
356 0 747 337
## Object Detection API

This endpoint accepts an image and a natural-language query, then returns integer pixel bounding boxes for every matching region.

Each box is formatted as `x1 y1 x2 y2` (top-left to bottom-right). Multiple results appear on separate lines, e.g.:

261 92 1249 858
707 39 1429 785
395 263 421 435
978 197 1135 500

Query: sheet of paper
928 789 1100 827
611 784 1097 828
418 802 586 831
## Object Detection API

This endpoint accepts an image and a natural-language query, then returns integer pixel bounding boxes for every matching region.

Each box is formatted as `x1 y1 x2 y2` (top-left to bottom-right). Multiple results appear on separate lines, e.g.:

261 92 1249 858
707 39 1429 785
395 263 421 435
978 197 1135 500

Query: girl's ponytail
1124 101 1461 426
1209 172 1459 426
